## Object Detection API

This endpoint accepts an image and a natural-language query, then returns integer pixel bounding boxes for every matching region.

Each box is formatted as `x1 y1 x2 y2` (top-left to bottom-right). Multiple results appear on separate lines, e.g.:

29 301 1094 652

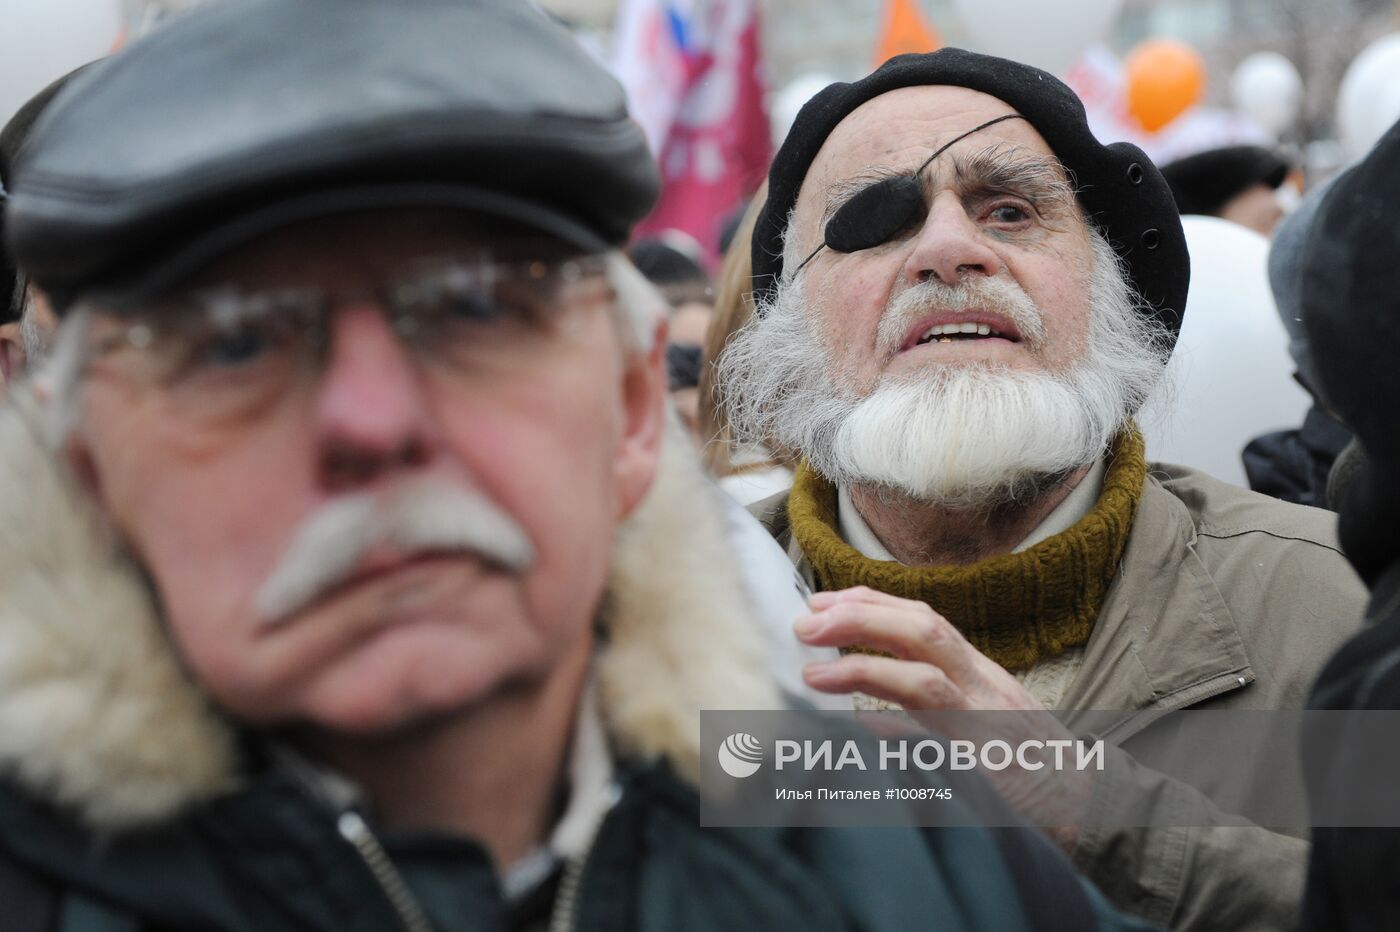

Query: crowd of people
0 0 1396 929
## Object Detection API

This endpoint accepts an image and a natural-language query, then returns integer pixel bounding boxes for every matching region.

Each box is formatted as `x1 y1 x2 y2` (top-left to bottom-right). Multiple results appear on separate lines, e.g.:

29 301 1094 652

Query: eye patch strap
791 112 1028 274
909 112 1026 176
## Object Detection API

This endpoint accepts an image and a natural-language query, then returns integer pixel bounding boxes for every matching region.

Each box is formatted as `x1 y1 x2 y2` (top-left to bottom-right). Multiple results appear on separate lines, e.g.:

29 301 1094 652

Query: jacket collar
1058 472 1254 739
0 395 779 833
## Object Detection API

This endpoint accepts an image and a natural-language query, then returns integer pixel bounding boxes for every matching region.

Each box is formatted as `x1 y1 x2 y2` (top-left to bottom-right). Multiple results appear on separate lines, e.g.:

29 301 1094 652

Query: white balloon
1230 52 1302 136
1337 32 1400 160
1139 217 1311 489
0 0 123 126
954 0 1123 77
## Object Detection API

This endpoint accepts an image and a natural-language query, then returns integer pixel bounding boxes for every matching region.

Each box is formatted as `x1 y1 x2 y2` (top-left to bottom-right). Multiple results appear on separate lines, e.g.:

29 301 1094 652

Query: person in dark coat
1297 118 1400 930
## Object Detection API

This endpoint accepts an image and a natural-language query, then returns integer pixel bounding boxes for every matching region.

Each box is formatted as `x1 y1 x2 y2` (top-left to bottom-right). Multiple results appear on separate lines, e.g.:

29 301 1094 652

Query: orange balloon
1125 39 1206 133
874 0 942 68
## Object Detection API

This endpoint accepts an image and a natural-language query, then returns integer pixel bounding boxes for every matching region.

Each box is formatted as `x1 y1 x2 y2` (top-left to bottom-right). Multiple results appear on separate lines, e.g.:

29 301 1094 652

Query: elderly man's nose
311 303 437 492
903 194 1002 286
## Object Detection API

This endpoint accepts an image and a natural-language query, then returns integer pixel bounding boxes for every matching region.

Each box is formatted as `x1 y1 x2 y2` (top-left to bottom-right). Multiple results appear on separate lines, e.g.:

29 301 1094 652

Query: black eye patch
823 175 925 253
790 112 1027 276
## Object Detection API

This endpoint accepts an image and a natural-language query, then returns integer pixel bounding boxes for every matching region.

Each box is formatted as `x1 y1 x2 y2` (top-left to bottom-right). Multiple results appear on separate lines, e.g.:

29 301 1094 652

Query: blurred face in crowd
1218 182 1285 237
668 300 712 347
718 86 1167 508
63 210 665 734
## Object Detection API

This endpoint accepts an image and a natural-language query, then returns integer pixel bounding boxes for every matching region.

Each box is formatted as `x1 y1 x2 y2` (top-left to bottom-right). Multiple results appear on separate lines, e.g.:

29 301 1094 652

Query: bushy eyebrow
944 145 1078 211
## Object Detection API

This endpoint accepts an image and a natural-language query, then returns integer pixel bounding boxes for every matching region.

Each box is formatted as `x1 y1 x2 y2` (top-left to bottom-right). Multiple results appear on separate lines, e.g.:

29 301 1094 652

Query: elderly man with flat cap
0 2 1162 930
718 50 1366 929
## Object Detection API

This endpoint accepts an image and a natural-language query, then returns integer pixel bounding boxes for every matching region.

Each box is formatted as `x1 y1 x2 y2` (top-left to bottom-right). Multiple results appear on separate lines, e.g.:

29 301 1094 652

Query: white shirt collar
501 678 617 899
837 458 1107 562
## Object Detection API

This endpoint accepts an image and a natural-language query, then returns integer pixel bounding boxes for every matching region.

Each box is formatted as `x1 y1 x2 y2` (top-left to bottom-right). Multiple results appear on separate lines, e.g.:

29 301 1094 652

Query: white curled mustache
874 274 1047 360
253 477 534 627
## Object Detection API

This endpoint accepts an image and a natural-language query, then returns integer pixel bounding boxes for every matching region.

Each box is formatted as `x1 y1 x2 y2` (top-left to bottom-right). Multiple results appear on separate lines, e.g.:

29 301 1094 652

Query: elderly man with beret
717 51 1366 929
0 2 1163 930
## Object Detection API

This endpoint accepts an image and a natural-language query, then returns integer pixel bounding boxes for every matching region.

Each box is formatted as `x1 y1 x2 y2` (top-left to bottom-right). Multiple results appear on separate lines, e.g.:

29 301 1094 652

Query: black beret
5 0 660 309
1160 145 1291 217
752 48 1188 342
1301 120 1400 580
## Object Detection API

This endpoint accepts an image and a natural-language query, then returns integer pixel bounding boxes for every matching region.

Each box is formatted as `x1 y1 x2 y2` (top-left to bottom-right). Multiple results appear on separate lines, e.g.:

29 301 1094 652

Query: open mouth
914 322 1009 345
898 313 1024 353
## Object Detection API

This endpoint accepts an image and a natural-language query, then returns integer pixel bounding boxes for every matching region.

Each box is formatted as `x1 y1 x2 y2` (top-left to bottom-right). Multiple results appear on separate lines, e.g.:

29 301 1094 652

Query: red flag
615 0 771 266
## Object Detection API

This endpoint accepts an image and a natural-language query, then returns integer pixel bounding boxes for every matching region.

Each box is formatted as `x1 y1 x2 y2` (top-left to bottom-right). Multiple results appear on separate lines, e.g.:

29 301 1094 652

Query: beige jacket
753 462 1368 931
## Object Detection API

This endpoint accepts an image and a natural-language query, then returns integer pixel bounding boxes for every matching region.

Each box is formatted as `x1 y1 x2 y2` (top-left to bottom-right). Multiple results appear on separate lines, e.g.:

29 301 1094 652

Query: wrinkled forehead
792 85 1063 235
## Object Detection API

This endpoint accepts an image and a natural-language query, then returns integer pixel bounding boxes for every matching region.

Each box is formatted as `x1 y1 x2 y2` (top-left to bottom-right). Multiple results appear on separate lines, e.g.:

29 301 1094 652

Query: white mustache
875 275 1047 358
253 477 534 627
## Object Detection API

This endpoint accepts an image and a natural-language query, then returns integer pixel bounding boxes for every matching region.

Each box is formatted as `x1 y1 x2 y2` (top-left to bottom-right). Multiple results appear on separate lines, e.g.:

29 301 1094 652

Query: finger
794 600 982 685
803 655 968 710
813 585 933 614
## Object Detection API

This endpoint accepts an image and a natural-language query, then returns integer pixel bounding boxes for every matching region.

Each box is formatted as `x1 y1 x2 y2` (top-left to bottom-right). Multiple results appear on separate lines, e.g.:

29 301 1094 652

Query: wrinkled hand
795 586 1043 711
794 586 1092 848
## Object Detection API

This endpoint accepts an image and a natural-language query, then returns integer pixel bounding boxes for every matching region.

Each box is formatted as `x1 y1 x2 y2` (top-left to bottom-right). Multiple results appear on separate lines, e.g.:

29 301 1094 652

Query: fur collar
0 396 779 832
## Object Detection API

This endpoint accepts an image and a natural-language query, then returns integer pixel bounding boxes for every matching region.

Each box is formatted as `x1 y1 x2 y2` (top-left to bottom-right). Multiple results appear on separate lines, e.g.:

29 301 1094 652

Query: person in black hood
1297 119 1400 929
1241 172 1354 509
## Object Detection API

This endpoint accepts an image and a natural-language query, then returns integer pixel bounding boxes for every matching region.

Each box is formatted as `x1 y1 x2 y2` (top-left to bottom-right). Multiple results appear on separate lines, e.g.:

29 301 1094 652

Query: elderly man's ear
614 320 670 521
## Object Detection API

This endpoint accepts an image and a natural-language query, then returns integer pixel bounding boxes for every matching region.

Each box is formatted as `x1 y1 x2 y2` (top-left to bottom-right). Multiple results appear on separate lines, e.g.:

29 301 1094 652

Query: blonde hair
698 182 797 478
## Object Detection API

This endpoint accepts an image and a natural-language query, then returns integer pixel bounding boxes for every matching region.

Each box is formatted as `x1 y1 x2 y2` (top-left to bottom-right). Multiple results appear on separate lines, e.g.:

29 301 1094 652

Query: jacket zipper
547 840 594 932
546 780 619 932
337 810 435 932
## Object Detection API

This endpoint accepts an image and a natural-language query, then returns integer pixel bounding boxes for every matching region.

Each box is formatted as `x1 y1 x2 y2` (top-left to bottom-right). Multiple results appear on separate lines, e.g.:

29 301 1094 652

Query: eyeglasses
83 252 612 427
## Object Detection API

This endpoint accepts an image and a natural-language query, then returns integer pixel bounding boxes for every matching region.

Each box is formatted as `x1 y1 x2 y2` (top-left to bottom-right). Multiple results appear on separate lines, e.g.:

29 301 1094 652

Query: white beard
716 229 1170 511
832 366 1118 508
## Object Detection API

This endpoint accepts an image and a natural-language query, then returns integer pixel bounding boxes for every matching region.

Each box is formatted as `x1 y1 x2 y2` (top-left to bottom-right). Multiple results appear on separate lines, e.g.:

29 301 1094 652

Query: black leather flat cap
4 0 660 309
753 48 1188 343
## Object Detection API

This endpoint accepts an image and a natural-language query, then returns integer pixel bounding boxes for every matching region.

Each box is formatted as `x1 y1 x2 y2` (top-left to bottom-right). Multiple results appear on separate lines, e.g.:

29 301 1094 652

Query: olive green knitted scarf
788 430 1147 671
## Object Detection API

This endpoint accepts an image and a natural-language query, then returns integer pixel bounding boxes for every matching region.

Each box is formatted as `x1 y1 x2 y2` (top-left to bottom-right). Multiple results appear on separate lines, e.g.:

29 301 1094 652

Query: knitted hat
751 48 1188 344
